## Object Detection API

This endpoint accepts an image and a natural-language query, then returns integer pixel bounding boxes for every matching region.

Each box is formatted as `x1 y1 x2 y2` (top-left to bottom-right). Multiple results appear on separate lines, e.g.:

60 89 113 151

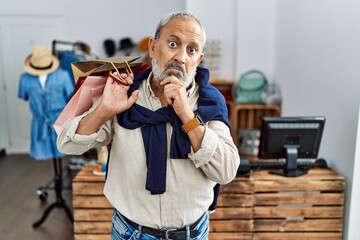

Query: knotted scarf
117 67 230 209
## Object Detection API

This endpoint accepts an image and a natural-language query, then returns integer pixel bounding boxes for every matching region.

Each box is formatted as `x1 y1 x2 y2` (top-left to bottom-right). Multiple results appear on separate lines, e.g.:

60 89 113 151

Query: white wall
274 1 360 239
349 105 360 240
0 0 185 58
235 0 276 82
187 0 276 82
187 0 237 80
0 48 6 149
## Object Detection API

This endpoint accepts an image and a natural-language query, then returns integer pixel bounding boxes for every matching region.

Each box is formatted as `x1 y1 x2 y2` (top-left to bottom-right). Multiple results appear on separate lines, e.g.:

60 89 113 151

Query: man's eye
169 41 177 48
189 47 197 54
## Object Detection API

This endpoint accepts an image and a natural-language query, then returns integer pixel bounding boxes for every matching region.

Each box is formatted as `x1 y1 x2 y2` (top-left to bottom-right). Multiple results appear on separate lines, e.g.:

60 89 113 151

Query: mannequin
18 45 74 160
18 44 74 227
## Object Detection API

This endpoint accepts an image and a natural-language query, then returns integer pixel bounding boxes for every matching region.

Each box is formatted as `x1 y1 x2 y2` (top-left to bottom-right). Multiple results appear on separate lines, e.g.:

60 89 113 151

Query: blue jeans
111 209 209 240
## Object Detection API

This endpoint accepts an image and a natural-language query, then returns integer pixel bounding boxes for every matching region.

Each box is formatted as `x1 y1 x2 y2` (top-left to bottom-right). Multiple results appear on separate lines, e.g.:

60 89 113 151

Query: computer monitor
258 116 325 177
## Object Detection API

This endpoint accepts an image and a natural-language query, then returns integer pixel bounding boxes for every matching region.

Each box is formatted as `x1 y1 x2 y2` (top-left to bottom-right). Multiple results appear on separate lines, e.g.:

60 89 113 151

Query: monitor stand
270 145 308 177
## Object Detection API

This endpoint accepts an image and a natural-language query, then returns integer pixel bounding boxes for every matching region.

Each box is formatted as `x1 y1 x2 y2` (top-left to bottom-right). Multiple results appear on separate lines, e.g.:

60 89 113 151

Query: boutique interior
1 1 360 240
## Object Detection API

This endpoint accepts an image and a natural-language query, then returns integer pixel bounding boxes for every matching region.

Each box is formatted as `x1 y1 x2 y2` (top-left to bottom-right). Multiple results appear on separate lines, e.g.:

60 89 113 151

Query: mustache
164 62 185 76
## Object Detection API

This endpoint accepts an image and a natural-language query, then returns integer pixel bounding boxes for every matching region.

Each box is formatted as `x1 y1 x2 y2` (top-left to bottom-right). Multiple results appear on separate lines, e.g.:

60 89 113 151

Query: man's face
149 18 204 87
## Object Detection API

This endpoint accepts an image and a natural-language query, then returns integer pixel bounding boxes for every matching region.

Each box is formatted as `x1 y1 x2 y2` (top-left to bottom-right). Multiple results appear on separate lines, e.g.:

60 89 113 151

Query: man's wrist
181 112 204 133
97 103 116 121
180 111 195 125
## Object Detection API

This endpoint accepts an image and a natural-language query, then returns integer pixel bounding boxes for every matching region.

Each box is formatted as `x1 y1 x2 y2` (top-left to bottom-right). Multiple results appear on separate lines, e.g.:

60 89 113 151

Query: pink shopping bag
53 75 107 135
53 63 150 135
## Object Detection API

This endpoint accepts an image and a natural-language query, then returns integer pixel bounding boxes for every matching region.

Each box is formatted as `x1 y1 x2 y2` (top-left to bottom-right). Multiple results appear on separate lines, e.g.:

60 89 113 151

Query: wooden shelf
209 80 281 159
210 79 234 102
227 102 281 150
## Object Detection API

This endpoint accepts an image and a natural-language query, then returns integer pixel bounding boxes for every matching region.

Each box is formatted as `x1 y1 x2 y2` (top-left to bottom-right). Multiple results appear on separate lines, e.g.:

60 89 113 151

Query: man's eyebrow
168 34 180 41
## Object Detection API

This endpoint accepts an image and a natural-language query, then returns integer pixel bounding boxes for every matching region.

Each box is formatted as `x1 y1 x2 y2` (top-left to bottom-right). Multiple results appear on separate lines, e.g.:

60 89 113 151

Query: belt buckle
165 228 177 240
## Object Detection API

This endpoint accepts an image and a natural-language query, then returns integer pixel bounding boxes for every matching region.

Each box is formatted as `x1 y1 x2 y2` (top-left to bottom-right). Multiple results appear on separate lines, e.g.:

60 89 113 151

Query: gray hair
154 11 207 51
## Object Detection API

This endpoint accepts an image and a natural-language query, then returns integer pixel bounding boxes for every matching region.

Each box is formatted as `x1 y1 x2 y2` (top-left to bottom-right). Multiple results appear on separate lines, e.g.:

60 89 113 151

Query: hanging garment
18 69 74 160
58 51 87 86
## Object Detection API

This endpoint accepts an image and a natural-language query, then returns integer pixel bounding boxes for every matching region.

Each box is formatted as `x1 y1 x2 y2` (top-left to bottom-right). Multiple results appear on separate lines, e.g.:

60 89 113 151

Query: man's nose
174 49 186 64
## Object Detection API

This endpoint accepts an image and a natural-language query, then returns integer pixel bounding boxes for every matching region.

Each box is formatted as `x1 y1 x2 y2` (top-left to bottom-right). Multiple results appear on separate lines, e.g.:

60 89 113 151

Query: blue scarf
117 67 229 208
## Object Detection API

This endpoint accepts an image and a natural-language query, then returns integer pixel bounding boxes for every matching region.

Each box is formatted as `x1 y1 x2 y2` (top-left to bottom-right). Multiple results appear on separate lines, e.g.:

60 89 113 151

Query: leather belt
122 214 204 240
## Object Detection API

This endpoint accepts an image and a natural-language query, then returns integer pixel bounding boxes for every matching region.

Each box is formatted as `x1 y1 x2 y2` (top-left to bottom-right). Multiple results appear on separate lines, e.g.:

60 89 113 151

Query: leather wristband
181 113 204 133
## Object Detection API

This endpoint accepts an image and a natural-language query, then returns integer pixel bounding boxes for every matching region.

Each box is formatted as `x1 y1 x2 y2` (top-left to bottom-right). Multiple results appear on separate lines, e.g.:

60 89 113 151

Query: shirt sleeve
188 120 240 185
18 73 29 101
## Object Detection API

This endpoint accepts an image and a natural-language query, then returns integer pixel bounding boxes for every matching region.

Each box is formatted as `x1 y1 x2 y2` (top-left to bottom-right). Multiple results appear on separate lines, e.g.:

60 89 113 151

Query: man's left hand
161 76 194 123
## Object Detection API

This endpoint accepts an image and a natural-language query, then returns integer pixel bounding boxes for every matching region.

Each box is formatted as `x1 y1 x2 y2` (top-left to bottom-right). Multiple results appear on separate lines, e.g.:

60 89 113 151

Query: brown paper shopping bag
71 56 142 83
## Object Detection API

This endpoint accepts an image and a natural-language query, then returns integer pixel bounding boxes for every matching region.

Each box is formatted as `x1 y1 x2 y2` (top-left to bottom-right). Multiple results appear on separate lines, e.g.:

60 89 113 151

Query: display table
73 165 344 240
209 167 345 240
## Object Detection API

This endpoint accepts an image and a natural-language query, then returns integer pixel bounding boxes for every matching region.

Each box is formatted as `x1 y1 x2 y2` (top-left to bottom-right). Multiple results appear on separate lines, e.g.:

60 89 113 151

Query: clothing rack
35 164 72 201
52 39 96 59
32 39 100 228
33 157 74 228
52 39 80 55
32 144 74 227
32 42 76 226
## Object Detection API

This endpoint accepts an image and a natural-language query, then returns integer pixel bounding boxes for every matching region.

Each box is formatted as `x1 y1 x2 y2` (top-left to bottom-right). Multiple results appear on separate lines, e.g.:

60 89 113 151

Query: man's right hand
76 72 138 135
99 72 139 119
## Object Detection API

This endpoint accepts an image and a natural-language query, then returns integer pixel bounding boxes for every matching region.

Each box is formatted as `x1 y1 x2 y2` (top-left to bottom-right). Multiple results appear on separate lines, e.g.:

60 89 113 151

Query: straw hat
24 45 59 76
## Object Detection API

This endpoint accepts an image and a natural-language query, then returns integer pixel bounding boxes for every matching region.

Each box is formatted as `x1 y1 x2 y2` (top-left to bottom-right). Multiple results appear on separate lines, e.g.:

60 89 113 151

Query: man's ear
197 53 204 66
148 38 156 58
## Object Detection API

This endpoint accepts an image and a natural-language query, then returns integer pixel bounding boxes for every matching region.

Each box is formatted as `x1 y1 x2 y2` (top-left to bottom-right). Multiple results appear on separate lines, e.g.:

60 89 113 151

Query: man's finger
127 90 139 108
120 72 134 85
160 76 179 86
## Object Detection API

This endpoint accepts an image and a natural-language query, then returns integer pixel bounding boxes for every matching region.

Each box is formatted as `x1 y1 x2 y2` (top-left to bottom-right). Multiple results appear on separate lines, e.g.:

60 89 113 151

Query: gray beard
151 58 196 88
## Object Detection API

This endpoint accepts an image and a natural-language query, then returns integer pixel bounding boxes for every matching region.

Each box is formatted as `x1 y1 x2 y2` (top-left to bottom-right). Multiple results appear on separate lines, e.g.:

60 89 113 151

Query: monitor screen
258 116 325 177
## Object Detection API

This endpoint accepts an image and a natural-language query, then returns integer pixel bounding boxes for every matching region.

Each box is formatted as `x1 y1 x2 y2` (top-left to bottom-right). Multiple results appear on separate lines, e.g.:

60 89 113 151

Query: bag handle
107 60 133 85
240 69 267 82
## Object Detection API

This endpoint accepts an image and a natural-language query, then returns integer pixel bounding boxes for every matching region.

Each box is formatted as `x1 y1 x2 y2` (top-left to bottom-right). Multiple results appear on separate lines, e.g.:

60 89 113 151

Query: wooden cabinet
73 165 345 240
72 165 111 240
209 168 345 240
